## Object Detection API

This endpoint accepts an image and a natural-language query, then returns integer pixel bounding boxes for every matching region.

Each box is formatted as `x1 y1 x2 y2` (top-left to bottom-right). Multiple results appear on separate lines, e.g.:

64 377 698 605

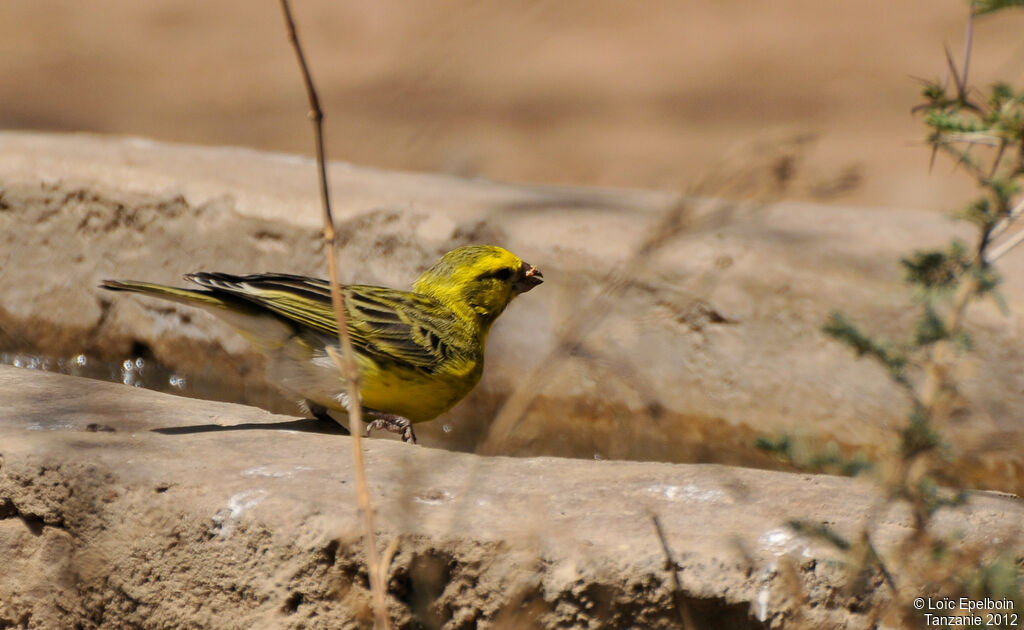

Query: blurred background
3 1 1024 485
3 0 1024 209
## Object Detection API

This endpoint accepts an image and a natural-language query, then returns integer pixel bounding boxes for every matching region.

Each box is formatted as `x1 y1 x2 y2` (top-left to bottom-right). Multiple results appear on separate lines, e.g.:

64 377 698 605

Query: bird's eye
479 267 513 281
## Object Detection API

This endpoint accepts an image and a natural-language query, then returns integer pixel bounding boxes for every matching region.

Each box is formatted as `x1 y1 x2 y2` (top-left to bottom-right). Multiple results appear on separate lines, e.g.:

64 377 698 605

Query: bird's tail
99 279 233 310
99 279 299 351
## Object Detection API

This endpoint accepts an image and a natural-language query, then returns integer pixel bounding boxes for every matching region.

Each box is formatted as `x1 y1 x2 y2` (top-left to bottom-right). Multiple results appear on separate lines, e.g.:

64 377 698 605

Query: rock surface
2 365 1022 629
1 132 1023 492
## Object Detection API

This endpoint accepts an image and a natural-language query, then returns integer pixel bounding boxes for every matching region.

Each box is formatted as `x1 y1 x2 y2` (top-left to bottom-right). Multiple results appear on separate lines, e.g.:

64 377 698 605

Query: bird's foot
364 412 417 444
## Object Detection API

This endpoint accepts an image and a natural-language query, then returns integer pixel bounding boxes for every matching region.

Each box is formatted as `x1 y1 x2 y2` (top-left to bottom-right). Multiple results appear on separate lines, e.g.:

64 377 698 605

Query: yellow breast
355 355 483 423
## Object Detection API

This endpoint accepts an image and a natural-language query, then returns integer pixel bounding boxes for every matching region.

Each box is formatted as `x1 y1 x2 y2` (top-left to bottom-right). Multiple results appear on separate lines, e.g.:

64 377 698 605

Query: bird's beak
513 262 543 294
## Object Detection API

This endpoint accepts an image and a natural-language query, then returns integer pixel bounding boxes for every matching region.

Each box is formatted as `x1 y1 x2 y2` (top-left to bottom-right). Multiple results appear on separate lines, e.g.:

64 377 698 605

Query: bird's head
413 245 543 332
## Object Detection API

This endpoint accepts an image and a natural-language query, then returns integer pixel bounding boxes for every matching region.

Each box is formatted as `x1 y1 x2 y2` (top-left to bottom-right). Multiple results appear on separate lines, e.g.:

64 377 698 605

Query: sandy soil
3 1 1024 210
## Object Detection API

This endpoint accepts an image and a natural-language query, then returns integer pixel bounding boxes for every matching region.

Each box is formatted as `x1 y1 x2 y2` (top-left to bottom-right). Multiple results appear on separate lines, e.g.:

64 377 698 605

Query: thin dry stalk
478 195 699 454
480 135 801 455
278 2 390 627
987 225 1024 262
918 273 976 419
651 514 697 630
987 196 1024 243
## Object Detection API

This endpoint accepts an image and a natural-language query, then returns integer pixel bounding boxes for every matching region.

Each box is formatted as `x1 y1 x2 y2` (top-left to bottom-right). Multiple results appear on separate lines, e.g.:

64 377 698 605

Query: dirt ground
3 1 1024 210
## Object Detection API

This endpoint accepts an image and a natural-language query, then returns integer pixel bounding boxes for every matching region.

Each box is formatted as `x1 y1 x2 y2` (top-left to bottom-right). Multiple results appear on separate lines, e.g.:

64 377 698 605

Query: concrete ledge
2 132 1023 486
2 366 1022 628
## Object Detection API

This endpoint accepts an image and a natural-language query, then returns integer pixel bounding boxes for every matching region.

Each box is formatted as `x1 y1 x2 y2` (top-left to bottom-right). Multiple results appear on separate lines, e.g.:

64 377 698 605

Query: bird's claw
364 413 418 444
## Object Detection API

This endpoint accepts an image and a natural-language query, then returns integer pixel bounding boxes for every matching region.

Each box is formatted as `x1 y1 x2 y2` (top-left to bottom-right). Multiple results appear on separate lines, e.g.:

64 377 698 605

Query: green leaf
901 242 970 290
902 407 941 458
755 435 792 457
956 198 995 229
823 312 911 388
913 304 949 346
924 111 983 134
971 0 1024 16
972 263 1002 296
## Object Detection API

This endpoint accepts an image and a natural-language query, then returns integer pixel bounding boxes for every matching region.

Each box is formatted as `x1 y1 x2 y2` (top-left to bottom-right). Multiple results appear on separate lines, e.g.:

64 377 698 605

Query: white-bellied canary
101 245 543 443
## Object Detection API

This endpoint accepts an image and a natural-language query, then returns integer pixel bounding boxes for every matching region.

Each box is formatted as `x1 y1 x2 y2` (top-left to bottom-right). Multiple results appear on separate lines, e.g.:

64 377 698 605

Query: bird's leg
364 410 418 444
305 400 351 435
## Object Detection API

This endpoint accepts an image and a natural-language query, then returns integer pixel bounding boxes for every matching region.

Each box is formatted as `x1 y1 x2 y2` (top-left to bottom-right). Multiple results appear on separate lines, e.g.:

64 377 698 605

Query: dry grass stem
278 2 390 627
988 196 1024 243
651 514 697 630
479 195 700 453
987 221 1024 263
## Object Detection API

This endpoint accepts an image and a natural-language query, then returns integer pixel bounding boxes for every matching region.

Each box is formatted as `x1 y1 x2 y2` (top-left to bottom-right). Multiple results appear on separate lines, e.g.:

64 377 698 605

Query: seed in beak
514 263 544 293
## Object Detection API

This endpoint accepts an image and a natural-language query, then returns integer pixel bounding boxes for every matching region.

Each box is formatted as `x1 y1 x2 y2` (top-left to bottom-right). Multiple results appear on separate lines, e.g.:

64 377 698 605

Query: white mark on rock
27 422 75 431
414 490 454 506
647 483 726 503
242 465 313 478
211 489 267 538
269 152 313 165
756 585 771 622
754 526 819 621
125 137 159 149
759 528 797 554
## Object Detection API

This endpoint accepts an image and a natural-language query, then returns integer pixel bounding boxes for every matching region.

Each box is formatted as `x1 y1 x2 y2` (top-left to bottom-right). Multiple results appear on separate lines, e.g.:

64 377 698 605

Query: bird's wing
185 272 460 372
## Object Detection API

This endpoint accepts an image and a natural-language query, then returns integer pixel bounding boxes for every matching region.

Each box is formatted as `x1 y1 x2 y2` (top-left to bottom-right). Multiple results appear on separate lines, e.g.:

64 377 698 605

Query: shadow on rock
152 417 349 436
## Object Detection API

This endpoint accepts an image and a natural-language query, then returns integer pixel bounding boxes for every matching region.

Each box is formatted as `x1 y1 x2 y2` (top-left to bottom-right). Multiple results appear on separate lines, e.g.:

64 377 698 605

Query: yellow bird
101 245 543 443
